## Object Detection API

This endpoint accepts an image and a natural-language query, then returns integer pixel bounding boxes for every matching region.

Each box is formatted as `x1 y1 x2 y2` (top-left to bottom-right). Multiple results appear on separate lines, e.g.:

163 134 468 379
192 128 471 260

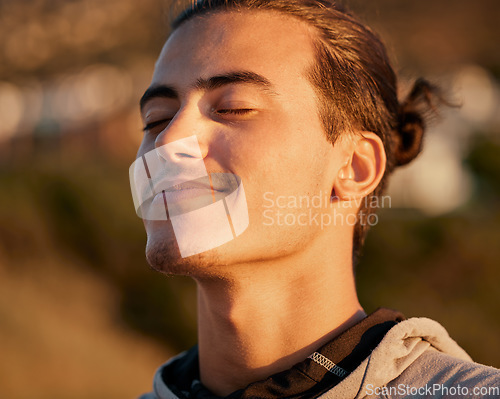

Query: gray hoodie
140 317 500 399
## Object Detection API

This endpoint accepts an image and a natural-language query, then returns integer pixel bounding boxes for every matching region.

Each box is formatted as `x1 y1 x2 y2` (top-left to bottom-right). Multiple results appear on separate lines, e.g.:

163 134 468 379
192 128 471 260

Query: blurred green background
0 1 499 398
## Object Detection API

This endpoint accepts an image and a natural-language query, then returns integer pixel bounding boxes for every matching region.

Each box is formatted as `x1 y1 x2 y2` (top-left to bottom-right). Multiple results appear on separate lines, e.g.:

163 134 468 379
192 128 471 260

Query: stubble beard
144 226 223 278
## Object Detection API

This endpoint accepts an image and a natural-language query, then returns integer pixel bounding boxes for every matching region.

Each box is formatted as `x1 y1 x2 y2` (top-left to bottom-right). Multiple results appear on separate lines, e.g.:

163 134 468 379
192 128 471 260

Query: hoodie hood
141 315 480 399
317 317 471 398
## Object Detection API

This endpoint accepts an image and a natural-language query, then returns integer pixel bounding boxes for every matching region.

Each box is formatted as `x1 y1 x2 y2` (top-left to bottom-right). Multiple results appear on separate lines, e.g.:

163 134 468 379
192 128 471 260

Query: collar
157 308 405 399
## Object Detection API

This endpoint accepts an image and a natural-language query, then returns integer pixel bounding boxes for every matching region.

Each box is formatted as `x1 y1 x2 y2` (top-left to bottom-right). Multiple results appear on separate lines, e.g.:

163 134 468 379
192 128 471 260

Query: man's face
137 10 346 274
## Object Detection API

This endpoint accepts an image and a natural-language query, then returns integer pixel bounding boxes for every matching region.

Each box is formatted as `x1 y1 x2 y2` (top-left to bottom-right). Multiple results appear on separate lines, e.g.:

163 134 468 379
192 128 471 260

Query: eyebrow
140 71 275 111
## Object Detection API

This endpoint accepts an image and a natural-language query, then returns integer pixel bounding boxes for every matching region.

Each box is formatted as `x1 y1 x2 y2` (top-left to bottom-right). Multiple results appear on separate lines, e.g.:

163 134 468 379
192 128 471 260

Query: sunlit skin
138 10 386 396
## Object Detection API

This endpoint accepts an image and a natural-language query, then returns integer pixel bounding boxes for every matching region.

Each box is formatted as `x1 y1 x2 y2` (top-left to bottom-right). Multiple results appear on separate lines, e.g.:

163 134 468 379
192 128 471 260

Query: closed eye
142 119 172 132
213 108 257 121
215 108 254 115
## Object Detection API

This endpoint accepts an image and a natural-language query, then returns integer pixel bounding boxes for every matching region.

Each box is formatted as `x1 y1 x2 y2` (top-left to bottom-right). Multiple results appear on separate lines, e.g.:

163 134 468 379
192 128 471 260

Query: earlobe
334 132 386 201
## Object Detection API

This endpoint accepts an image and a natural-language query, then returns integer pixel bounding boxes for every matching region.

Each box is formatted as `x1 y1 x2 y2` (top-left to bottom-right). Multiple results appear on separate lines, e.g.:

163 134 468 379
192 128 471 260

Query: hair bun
394 109 425 166
394 78 442 166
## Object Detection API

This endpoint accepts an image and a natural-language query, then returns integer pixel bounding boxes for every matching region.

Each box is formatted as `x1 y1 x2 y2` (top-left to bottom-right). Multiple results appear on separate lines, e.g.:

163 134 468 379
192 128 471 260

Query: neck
194 236 364 396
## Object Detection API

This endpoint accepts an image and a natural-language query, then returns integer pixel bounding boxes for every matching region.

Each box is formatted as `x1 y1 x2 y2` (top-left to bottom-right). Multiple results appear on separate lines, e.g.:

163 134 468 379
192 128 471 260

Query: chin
144 221 224 277
143 218 307 278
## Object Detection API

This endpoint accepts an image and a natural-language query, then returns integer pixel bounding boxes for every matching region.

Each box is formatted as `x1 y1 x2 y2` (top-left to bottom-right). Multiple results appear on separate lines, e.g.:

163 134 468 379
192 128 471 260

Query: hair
171 0 443 262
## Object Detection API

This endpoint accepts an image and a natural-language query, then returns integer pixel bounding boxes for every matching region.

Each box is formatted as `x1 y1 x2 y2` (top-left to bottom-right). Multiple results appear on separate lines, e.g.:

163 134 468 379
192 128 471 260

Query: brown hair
172 0 442 262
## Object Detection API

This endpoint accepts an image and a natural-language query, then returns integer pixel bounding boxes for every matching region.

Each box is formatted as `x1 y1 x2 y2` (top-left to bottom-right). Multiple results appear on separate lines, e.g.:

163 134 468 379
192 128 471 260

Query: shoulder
320 317 500 399
386 348 500 397
403 347 500 383
385 317 500 392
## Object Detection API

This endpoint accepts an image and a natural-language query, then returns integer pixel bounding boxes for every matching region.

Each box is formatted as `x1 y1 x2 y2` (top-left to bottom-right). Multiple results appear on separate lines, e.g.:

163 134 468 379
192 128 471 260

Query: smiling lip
148 173 240 203
152 183 216 210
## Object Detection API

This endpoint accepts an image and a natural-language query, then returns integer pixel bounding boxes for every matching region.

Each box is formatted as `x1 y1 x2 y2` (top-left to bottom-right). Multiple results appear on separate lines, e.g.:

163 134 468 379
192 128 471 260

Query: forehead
152 10 318 89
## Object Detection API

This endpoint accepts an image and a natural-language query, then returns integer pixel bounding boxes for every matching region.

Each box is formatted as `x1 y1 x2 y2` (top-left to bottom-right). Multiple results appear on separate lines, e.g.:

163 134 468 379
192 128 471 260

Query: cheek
212 116 331 197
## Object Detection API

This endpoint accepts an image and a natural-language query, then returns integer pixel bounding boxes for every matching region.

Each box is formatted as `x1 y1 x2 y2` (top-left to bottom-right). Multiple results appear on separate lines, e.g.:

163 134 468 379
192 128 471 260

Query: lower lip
152 187 217 204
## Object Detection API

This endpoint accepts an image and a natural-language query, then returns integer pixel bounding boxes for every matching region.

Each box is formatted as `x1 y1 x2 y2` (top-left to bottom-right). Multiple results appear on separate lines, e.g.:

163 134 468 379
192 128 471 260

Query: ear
333 132 386 201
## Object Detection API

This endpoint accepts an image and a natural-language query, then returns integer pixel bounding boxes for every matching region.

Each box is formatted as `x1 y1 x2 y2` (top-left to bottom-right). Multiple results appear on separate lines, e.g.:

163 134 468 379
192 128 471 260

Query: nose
154 109 209 160
148 109 212 188
146 126 210 192
155 134 204 165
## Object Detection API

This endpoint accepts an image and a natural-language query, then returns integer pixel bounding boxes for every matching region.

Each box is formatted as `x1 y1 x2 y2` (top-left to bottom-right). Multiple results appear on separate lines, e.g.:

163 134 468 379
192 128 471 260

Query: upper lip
147 173 239 198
